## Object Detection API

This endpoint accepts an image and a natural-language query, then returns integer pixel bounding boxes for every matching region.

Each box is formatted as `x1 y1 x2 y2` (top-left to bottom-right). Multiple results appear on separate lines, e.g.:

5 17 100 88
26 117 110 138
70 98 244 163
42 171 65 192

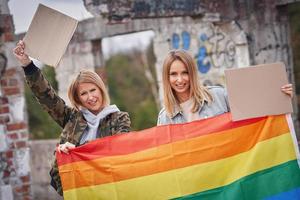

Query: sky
8 0 154 59
8 0 93 34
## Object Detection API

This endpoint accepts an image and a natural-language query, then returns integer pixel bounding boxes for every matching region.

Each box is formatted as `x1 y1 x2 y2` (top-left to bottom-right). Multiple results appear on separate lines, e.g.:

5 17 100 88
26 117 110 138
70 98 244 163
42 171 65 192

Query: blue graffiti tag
171 31 190 50
197 47 211 73
196 33 211 74
181 31 190 50
172 33 180 49
200 33 208 42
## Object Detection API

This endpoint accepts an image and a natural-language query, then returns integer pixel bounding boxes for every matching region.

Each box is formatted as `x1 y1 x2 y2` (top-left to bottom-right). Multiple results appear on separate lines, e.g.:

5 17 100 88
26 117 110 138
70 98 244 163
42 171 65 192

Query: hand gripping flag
57 113 300 199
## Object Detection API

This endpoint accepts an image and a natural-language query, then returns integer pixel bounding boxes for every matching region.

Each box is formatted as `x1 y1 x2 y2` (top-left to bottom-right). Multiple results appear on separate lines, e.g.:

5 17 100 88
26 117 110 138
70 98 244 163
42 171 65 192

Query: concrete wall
66 0 295 91
29 140 62 200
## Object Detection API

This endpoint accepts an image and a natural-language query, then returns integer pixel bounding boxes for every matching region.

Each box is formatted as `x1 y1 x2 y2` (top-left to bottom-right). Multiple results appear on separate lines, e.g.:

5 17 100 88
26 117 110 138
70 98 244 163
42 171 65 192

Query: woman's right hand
57 142 76 154
13 40 31 67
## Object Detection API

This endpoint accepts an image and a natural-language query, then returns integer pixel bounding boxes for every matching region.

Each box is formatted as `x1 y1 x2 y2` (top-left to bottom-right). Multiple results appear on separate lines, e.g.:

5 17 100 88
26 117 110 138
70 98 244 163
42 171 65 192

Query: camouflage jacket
24 62 131 196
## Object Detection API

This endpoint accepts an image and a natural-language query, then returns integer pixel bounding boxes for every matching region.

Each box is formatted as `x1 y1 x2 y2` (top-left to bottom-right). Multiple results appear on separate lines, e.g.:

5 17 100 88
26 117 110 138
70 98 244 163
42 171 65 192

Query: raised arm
13 40 73 127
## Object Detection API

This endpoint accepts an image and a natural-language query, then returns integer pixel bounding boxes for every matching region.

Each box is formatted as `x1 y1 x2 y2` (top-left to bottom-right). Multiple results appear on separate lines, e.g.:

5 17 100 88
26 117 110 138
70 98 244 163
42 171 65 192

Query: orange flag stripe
59 115 288 191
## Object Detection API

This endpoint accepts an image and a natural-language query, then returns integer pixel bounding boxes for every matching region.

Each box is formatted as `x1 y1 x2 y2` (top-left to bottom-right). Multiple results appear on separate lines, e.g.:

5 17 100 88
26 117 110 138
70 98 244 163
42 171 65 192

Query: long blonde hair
68 70 110 110
162 49 213 117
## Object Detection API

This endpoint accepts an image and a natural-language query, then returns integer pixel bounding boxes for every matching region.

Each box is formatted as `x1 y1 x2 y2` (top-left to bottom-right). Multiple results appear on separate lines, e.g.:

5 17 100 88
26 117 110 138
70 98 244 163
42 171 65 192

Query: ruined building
0 0 299 199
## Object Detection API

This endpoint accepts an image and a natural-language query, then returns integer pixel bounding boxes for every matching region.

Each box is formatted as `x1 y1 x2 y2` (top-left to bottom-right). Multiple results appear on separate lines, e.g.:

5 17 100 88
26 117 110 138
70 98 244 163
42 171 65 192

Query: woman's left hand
57 142 75 154
281 84 293 98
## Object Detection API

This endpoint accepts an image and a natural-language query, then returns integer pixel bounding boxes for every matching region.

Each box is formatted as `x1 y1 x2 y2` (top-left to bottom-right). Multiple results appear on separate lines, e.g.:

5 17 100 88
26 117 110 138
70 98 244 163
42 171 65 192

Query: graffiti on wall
254 29 287 64
172 31 191 50
172 27 236 73
171 24 237 86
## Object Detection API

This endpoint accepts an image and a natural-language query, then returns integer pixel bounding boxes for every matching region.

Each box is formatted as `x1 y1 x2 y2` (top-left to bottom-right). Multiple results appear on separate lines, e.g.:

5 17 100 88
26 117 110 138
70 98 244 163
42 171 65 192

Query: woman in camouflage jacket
13 40 131 196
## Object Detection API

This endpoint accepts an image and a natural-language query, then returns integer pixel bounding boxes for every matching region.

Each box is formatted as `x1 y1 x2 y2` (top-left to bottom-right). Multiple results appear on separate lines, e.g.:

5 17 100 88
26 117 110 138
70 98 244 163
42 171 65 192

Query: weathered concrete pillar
92 39 107 83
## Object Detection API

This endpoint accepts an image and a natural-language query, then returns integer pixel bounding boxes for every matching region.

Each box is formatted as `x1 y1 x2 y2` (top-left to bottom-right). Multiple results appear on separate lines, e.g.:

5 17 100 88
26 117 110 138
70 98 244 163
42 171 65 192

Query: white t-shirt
180 98 200 122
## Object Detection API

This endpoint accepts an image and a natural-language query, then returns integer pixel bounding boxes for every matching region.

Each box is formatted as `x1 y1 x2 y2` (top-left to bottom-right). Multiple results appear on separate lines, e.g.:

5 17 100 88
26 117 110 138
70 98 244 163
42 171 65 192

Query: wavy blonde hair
68 70 110 110
162 49 213 117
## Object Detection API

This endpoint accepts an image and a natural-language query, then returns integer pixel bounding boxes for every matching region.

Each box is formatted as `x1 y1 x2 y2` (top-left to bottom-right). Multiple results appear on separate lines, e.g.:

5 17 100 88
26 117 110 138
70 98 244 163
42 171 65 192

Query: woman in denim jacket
157 49 293 125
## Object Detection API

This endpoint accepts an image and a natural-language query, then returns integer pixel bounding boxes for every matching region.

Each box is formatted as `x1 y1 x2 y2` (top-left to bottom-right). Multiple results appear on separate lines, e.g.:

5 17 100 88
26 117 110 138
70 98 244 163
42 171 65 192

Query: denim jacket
157 86 230 125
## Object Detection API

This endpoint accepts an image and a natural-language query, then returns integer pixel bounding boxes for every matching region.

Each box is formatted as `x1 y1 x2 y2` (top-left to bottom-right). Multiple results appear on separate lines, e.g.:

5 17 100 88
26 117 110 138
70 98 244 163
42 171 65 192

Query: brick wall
0 67 31 200
0 0 31 198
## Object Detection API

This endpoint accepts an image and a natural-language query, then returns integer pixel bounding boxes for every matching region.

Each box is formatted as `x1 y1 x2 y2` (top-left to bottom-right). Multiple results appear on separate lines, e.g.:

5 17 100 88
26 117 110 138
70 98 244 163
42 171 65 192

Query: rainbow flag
57 113 300 199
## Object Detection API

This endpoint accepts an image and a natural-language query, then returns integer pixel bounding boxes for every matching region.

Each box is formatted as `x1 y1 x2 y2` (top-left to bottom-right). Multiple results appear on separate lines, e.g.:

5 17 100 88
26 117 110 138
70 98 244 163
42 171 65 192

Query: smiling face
169 60 190 102
77 82 103 115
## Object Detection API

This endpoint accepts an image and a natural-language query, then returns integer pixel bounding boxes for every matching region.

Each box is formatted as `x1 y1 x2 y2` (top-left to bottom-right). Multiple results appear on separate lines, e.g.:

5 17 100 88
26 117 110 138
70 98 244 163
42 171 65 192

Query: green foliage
133 98 158 130
25 65 62 139
106 49 158 131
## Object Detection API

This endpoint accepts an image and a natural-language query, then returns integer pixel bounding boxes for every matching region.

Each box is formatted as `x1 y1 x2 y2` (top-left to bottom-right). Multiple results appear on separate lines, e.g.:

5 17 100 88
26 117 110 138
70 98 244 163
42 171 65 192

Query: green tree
106 47 159 130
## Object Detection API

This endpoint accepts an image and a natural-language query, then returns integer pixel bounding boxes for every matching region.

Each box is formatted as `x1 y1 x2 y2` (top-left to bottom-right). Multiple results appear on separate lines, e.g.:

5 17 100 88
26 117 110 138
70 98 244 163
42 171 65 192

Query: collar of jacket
73 112 88 146
170 99 208 119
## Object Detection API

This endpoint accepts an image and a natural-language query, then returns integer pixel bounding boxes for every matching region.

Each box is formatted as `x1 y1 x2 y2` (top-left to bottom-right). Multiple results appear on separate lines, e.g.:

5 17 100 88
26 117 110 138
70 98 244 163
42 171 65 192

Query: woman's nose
87 93 93 100
177 75 183 82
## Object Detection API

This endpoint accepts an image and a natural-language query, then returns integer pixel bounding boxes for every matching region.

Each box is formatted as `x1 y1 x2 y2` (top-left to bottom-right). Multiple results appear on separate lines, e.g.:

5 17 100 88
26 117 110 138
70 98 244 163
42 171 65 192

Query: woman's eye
169 72 177 76
80 92 87 96
90 88 96 92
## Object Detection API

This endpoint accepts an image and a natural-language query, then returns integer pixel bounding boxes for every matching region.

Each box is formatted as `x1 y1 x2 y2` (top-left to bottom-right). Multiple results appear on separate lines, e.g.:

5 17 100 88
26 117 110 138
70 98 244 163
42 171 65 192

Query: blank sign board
23 4 78 67
225 62 293 121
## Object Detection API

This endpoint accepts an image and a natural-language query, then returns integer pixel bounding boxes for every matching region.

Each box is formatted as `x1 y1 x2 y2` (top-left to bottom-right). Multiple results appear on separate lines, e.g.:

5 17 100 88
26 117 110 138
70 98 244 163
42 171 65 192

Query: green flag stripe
175 160 300 200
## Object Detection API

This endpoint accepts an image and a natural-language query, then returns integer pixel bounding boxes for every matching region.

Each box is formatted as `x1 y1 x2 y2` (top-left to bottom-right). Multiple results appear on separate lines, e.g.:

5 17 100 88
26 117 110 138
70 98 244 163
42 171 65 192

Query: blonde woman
157 49 293 125
13 40 131 196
